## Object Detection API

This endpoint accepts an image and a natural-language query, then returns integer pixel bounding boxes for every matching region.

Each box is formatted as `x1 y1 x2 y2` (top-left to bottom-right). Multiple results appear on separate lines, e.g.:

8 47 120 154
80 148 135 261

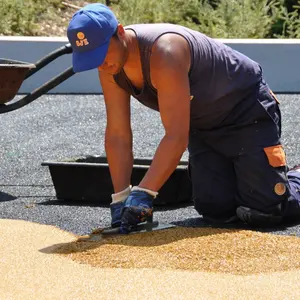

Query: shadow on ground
37 199 193 210
0 191 17 202
171 216 300 233
37 199 109 208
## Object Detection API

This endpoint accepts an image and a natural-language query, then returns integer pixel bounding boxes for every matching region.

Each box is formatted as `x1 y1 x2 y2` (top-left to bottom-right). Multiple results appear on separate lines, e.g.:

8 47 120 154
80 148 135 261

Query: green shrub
0 0 62 35
112 0 281 38
276 0 300 37
1 0 300 38
208 0 281 38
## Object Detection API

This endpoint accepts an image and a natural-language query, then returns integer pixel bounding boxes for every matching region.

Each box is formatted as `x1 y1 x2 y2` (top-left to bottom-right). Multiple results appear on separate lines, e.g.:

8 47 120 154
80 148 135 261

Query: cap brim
72 40 109 73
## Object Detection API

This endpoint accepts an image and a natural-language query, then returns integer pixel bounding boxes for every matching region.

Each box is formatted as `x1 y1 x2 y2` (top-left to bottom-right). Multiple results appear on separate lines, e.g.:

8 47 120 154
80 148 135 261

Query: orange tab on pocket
263 145 286 167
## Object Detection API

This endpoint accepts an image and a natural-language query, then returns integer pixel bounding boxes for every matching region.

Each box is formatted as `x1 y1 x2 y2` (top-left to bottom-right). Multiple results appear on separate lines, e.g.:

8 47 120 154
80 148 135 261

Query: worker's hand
119 187 157 234
110 186 131 228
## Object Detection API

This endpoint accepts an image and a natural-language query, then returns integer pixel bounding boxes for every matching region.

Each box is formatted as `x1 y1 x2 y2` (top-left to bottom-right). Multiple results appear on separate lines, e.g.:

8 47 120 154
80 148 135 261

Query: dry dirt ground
39 1 94 37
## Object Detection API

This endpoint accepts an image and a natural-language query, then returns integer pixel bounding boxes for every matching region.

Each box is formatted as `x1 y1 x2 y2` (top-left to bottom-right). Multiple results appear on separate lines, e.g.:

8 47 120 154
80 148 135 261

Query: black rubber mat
0 94 299 236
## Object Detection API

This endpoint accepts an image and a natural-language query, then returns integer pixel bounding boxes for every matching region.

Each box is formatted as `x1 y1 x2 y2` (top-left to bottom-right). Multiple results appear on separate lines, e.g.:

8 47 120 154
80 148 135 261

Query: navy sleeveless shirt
113 24 262 129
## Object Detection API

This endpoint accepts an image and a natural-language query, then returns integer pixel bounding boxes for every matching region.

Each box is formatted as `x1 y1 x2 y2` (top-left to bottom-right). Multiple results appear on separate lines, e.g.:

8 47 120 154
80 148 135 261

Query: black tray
42 156 192 206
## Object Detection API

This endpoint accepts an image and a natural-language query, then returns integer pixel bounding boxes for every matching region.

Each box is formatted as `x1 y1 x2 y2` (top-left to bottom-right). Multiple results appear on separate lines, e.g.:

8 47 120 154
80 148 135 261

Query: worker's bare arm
138 33 191 191
98 69 133 193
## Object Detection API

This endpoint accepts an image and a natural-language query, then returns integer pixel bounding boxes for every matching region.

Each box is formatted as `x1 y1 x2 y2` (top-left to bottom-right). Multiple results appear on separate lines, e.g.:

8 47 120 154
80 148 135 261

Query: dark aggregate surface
1 94 300 236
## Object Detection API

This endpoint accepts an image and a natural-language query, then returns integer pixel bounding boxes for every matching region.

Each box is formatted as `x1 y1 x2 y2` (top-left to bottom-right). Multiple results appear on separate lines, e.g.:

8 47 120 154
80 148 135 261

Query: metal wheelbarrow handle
0 43 75 114
25 43 73 79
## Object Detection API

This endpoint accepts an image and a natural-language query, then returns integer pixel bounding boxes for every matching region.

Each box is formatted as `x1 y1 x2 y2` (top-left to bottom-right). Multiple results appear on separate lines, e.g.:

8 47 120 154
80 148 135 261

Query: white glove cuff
111 186 132 203
131 186 158 199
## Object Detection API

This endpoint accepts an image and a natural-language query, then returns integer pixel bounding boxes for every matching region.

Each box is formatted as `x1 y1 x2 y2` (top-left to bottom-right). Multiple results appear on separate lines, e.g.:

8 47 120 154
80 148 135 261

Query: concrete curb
1 36 300 93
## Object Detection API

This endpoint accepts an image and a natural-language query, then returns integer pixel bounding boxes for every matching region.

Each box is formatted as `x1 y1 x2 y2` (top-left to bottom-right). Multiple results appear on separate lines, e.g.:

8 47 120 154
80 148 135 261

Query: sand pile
1 219 300 300
54 227 300 275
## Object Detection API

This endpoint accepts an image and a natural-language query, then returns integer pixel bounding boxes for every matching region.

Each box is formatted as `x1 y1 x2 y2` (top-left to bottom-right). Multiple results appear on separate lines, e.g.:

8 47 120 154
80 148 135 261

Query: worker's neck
123 30 140 68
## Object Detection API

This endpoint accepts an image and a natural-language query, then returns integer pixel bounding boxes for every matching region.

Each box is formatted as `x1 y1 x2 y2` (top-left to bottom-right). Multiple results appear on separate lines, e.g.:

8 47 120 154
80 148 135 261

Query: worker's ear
116 24 126 39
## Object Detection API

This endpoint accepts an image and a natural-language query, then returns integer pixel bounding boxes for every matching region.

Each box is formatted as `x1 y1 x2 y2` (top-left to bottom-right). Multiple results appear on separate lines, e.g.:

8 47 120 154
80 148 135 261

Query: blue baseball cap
67 3 118 73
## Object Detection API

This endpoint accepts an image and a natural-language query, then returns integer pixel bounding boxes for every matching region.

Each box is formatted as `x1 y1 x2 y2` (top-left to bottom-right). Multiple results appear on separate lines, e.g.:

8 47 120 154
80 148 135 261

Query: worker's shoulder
151 33 190 64
154 33 189 49
150 36 191 75
125 23 191 40
126 23 191 64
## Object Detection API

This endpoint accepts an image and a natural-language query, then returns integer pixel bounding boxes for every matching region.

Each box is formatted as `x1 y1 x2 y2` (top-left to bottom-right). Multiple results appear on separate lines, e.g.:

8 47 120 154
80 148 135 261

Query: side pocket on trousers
263 145 287 167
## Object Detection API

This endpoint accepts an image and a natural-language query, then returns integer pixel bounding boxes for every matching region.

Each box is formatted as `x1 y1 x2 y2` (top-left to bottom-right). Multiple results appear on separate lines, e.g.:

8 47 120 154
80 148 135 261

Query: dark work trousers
188 79 300 221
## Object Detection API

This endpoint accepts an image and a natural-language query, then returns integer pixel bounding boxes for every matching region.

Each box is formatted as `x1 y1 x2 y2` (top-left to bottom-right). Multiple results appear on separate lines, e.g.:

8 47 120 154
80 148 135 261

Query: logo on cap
76 32 89 47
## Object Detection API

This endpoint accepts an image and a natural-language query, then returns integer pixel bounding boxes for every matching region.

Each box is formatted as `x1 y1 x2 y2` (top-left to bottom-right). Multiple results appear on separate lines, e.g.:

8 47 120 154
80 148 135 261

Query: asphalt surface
1 94 300 236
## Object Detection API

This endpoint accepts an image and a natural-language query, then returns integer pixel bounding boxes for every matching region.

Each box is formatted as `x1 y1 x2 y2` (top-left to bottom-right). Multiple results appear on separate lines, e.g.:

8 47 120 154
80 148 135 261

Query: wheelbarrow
0 43 74 114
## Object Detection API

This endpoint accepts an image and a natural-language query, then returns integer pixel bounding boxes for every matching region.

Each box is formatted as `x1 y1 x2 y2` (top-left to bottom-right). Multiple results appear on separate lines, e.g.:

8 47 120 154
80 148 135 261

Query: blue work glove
119 187 157 234
110 186 131 228
110 201 125 228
